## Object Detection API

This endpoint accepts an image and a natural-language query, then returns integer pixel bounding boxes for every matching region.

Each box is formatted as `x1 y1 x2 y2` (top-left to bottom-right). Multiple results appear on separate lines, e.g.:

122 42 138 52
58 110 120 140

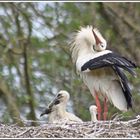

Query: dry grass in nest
0 115 140 138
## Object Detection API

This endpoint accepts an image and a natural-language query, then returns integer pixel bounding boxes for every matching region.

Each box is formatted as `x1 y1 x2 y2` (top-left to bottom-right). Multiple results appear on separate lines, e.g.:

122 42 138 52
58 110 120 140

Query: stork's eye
100 44 104 48
57 94 61 97
54 100 60 105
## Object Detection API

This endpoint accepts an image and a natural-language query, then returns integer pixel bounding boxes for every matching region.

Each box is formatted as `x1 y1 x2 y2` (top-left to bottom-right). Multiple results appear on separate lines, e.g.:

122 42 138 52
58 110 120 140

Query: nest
0 115 140 138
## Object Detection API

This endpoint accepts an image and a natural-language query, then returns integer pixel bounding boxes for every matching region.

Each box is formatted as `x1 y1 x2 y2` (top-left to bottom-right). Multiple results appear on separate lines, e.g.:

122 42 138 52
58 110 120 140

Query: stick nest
0 115 140 138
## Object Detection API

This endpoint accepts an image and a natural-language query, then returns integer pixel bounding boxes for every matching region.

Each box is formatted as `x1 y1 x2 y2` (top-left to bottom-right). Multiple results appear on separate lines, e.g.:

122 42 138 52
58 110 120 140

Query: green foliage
0 2 139 124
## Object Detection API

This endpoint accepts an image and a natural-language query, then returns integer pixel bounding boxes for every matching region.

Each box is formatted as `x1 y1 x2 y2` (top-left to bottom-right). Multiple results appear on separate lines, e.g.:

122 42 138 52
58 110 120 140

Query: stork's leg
103 97 108 120
95 91 102 120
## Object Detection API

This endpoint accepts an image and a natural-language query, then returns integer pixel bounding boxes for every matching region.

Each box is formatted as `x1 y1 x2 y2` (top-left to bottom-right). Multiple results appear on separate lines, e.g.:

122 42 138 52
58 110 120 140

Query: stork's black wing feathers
113 66 132 109
81 52 136 109
81 52 137 76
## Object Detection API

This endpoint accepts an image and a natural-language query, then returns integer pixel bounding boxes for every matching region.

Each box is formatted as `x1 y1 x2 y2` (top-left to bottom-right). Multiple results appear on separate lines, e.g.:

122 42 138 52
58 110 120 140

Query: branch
0 80 23 126
104 4 140 34
0 117 140 138
22 40 37 126
98 3 130 47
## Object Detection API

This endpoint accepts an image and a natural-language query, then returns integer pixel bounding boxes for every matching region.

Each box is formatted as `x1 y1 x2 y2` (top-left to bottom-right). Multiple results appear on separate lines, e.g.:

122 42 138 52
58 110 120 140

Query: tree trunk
0 80 23 126
23 41 37 126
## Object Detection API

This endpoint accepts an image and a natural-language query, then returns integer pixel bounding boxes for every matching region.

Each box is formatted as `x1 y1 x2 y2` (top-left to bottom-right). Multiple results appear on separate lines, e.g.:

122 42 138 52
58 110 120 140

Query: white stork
70 26 137 120
40 90 83 123
89 105 97 121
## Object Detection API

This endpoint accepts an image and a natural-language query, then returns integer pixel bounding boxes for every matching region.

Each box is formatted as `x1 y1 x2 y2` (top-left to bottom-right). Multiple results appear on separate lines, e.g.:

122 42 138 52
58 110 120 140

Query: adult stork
40 90 83 123
70 26 137 120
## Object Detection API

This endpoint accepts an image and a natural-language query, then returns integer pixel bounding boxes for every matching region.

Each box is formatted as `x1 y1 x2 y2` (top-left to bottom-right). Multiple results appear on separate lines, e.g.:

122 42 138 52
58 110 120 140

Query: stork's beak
48 94 61 108
40 107 52 117
92 29 102 45
40 94 62 117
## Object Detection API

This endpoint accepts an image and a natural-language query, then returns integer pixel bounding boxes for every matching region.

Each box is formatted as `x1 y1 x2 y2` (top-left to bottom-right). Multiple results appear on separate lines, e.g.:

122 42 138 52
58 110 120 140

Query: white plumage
40 90 83 123
89 105 97 121
70 25 137 120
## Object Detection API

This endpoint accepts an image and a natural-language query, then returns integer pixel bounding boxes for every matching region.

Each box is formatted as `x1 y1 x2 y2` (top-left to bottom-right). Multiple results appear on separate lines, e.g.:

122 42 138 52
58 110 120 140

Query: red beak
92 29 102 45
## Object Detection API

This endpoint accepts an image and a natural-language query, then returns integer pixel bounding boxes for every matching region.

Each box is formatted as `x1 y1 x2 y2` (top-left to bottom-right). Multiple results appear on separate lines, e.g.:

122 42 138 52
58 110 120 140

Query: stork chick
40 90 83 123
70 25 137 120
89 105 97 121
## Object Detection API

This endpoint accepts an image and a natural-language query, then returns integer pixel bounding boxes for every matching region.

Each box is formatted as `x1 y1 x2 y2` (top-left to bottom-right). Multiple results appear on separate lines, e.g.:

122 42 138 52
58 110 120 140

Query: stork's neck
48 103 67 123
57 103 67 115
75 43 97 72
53 103 67 117
91 112 97 121
77 43 95 57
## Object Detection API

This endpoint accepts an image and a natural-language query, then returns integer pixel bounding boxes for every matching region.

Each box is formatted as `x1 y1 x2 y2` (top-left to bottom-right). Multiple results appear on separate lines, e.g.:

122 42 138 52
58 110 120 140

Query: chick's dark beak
40 94 62 117
40 107 52 117
49 95 61 108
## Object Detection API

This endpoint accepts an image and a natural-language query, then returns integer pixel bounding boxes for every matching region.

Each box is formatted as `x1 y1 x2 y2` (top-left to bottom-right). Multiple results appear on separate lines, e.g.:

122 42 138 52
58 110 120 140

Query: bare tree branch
0 80 23 126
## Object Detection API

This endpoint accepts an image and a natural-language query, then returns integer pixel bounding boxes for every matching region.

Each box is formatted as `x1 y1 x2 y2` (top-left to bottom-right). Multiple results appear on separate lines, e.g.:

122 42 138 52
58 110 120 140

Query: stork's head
70 26 107 63
48 90 70 108
40 90 70 117
89 105 97 114
78 26 107 51
55 90 70 104
89 105 97 121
